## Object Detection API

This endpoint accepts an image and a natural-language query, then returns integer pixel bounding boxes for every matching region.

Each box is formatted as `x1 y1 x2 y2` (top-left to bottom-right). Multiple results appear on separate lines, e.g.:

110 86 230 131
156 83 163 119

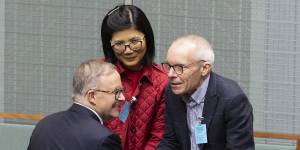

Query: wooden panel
0 112 44 121
255 132 300 150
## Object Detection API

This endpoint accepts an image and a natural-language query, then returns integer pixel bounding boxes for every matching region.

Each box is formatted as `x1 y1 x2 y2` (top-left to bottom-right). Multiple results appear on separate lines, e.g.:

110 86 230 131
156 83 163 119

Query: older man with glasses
28 59 124 150
158 35 254 150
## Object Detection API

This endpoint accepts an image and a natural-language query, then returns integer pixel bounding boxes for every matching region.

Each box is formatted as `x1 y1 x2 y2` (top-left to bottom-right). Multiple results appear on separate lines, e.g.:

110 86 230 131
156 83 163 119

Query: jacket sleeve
144 86 167 150
99 134 122 150
156 87 181 150
225 93 255 150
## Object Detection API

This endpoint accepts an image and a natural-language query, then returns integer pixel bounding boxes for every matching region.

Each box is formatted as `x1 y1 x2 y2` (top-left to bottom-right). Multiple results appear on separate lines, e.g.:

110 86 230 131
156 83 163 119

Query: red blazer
105 63 168 150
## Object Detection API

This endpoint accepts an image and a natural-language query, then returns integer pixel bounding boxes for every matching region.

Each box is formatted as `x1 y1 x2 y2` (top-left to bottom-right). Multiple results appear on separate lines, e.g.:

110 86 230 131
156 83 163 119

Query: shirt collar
190 74 210 104
73 102 103 124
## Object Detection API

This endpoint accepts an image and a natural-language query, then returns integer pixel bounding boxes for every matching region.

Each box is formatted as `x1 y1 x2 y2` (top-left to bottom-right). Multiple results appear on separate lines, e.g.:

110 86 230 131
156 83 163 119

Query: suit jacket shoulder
159 72 254 150
28 104 121 150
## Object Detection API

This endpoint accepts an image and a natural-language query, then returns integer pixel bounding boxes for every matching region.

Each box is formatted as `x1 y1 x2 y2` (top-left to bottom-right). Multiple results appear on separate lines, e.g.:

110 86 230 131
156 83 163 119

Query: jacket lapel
167 86 191 150
199 72 219 149
177 97 190 150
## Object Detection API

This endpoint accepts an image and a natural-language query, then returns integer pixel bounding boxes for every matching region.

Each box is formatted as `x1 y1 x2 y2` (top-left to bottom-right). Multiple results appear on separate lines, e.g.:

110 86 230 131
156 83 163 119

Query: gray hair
72 59 116 100
173 35 215 65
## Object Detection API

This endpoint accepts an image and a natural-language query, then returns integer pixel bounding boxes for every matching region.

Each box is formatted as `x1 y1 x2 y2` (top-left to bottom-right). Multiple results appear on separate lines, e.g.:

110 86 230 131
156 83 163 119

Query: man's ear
201 62 212 76
86 90 96 105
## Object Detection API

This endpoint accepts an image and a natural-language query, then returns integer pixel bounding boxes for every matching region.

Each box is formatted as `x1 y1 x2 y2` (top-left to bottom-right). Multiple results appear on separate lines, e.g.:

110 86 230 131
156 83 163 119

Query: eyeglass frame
110 36 145 54
161 60 206 75
90 88 124 100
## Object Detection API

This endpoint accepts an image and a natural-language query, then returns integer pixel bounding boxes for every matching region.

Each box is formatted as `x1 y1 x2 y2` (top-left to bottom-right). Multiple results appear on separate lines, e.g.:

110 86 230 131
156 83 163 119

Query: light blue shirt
185 74 210 150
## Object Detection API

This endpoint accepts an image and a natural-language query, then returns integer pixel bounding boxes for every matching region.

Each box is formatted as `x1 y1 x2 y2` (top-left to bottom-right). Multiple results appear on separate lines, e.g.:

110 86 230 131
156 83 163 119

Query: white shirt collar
74 102 103 124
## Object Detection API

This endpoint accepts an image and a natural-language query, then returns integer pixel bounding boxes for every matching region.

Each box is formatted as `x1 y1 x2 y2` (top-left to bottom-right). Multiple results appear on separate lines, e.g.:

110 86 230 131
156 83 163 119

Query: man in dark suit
158 35 254 150
28 59 124 150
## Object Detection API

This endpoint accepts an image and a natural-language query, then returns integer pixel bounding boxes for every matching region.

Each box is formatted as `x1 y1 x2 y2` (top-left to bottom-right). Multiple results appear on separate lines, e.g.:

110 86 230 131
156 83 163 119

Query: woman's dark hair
101 5 155 66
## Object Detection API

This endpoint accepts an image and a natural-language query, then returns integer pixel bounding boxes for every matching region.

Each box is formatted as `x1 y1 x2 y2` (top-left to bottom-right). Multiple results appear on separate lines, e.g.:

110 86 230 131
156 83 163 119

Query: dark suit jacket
157 72 254 150
28 104 121 150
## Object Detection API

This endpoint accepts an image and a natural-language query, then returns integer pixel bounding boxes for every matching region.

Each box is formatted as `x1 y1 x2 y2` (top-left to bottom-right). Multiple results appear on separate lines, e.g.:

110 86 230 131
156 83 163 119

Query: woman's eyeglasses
111 36 145 54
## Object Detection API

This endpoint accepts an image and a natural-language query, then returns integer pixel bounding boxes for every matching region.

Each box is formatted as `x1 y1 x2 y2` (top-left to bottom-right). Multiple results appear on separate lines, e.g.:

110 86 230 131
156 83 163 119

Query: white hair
173 35 215 65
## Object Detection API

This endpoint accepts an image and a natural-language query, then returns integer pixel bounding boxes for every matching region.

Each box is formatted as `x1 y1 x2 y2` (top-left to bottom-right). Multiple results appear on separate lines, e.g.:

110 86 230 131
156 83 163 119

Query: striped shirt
184 75 210 150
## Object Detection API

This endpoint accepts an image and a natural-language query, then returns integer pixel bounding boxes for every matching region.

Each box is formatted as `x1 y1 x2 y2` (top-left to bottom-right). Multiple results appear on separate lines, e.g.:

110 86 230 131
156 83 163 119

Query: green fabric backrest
0 123 34 150
255 143 296 150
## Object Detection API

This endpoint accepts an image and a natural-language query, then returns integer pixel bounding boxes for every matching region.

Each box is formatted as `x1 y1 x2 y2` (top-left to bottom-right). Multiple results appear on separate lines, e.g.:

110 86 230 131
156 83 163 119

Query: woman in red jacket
101 5 168 150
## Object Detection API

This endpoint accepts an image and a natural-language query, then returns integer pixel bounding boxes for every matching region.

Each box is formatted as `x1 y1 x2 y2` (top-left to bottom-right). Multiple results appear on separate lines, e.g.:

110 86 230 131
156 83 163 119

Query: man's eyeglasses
161 60 206 75
111 36 145 54
92 88 124 100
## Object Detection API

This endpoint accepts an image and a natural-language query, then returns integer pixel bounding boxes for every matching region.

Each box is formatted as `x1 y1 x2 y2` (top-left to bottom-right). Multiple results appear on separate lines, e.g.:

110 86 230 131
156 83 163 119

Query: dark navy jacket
157 72 254 150
28 104 121 150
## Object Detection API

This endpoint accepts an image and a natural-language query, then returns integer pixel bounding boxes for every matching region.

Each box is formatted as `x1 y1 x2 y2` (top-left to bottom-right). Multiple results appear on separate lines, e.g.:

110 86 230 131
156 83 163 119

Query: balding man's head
163 35 214 95
168 35 214 65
